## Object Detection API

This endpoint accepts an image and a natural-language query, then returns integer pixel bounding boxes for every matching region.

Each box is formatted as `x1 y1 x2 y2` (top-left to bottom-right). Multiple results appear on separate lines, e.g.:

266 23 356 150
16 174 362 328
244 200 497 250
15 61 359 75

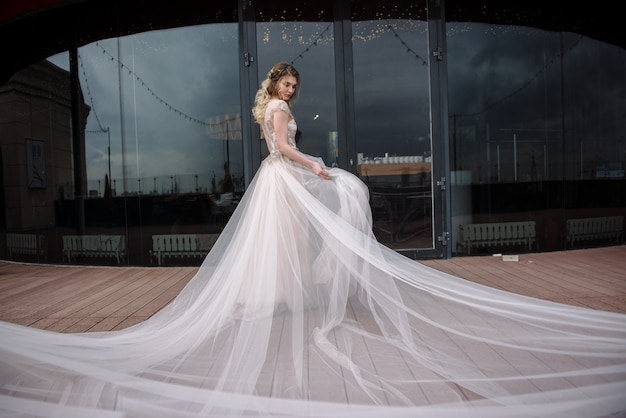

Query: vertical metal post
69 42 85 235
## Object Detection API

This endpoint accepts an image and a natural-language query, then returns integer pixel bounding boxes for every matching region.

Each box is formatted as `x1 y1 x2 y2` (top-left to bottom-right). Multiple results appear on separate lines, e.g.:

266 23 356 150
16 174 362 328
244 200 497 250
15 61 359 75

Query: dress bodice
263 99 297 157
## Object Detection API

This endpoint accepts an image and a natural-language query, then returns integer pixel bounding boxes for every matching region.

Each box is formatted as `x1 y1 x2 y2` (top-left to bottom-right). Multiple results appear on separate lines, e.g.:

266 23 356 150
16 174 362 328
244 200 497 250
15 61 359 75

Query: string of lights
87 22 427 129
288 21 427 66
83 21 571 131
386 22 428 66
290 23 333 64
78 51 107 133
93 42 238 129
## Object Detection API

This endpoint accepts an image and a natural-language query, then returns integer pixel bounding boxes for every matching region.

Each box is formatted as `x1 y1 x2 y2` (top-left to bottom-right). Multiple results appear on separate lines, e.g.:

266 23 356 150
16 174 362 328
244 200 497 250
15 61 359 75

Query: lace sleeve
264 100 291 136
266 98 290 118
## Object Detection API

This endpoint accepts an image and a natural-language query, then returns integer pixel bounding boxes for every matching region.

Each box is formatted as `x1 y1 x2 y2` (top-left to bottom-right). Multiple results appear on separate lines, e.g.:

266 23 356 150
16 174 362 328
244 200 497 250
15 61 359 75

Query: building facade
0 0 624 265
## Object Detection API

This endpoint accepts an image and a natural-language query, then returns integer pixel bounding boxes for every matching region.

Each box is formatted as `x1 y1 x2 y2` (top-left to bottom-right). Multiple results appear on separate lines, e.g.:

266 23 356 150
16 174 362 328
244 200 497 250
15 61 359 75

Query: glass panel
447 23 626 254
13 22 240 265
352 0 432 250
447 24 563 254
255 1 336 164
561 33 626 249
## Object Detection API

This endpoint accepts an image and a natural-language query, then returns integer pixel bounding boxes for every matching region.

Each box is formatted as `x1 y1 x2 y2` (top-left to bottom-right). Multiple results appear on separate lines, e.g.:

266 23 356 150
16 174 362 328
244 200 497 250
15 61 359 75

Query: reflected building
0 61 88 232
0 0 623 265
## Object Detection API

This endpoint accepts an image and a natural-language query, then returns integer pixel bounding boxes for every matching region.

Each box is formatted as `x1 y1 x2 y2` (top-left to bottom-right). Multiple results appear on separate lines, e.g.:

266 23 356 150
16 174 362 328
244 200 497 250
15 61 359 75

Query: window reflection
256 1 336 164
352 1 433 250
74 26 241 198
1 2 623 266
447 23 626 253
7 23 241 265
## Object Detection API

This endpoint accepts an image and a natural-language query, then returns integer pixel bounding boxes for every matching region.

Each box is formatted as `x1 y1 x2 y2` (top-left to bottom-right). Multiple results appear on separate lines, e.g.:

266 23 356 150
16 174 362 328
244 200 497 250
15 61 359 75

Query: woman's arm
273 109 331 180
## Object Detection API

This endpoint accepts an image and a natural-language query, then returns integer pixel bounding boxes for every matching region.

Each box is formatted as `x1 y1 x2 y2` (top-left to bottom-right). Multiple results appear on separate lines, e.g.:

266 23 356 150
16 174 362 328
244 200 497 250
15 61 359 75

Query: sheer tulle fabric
1 100 625 417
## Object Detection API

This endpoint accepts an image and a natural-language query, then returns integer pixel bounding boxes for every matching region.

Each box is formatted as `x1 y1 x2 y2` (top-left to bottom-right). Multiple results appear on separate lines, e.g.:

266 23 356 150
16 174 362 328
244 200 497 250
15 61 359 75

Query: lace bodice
263 99 297 157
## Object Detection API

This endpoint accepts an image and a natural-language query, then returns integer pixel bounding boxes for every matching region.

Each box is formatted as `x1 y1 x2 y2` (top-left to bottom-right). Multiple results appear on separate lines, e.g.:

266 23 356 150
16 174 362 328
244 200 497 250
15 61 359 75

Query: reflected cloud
49 24 240 193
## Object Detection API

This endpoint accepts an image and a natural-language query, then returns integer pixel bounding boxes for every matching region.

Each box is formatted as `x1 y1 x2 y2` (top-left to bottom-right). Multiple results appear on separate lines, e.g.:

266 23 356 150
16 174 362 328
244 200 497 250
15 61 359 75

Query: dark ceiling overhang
0 0 622 84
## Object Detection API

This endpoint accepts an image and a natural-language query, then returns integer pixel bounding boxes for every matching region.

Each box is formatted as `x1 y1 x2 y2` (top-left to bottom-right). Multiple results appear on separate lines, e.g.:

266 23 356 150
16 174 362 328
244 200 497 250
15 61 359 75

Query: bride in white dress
1 61 625 418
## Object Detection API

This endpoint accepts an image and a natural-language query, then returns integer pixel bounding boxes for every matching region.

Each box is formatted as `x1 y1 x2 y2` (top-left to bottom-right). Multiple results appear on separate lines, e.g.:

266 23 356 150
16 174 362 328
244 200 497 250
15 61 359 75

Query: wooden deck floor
0 245 624 333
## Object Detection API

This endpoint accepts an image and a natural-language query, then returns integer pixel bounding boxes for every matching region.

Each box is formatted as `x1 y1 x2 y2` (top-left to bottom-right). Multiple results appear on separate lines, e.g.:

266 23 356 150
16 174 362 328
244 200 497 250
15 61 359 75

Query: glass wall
255 1 337 163
352 0 433 250
447 23 626 254
1 1 624 266
2 20 241 265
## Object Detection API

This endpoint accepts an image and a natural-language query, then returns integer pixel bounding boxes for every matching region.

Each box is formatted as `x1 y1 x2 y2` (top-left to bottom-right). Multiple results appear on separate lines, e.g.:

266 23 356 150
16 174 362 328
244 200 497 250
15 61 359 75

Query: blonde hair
252 61 300 127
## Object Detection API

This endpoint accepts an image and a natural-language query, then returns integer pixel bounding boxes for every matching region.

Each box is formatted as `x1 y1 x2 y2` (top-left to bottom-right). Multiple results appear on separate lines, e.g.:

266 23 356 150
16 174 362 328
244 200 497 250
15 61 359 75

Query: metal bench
6 233 46 259
150 234 219 266
62 235 126 264
566 216 623 248
457 221 536 255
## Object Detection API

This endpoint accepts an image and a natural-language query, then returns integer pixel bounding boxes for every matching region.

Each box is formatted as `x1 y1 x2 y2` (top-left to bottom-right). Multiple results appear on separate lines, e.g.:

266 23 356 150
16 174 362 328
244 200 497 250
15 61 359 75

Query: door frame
237 0 451 259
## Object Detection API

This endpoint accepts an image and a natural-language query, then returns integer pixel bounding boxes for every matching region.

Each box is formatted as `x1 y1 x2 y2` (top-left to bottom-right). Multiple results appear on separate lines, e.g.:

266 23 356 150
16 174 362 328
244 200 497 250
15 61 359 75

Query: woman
253 62 330 180
0 62 625 418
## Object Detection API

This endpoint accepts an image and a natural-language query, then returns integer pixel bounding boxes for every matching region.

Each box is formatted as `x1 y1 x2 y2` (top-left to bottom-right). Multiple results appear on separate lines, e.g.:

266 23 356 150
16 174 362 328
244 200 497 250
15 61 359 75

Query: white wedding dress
1 99 625 418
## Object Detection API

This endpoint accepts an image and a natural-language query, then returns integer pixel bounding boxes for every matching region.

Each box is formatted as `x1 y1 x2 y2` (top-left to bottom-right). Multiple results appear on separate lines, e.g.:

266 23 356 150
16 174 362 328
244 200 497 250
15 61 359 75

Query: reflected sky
353 19 430 159
45 19 626 193
446 23 626 180
48 24 240 194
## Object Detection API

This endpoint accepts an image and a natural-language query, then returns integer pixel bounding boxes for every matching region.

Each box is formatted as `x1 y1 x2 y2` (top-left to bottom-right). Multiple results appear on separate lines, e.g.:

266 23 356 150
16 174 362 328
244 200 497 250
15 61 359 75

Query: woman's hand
311 162 331 180
270 107 331 180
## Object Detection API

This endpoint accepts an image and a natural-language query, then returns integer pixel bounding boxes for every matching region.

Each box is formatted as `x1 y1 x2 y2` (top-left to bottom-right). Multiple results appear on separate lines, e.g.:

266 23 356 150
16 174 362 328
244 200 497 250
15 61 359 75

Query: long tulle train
1 153 625 417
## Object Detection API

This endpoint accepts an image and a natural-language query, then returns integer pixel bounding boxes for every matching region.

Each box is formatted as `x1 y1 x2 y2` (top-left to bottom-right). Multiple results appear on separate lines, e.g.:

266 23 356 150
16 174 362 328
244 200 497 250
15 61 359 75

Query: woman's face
275 74 298 102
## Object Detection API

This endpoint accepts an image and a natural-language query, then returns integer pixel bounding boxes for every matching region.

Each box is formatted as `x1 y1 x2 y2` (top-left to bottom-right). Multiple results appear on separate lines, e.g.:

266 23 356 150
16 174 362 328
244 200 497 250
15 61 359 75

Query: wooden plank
0 246 623 330
421 245 626 314
0 266 124 322
0 247 624 408
132 268 196 317
304 307 351 403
